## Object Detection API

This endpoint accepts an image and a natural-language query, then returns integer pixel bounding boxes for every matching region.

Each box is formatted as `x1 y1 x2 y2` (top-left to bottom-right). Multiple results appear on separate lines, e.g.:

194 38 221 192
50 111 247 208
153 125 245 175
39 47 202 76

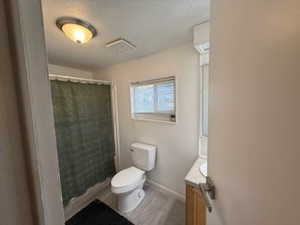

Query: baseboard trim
147 179 185 202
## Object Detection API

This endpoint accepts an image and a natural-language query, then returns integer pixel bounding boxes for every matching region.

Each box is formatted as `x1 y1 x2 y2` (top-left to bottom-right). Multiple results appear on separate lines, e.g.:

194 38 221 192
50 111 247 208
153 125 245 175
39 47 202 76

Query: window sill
134 112 174 115
131 117 177 125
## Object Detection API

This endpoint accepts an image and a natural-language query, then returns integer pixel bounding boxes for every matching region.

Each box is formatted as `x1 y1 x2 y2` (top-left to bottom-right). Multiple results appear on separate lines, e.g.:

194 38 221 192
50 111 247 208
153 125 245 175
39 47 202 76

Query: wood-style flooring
97 184 185 225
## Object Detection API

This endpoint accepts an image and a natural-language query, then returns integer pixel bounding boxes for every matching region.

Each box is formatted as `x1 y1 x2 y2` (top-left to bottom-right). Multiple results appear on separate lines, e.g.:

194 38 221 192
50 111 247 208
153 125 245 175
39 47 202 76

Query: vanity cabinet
186 184 206 225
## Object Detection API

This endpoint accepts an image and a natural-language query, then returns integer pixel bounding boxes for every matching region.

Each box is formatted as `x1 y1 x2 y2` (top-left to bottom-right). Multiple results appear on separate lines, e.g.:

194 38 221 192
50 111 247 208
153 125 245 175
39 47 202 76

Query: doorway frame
7 0 65 225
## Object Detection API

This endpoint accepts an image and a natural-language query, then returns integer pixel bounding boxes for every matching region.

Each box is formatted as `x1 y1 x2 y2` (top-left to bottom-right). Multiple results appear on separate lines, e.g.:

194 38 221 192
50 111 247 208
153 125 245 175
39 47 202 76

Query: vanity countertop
185 157 206 187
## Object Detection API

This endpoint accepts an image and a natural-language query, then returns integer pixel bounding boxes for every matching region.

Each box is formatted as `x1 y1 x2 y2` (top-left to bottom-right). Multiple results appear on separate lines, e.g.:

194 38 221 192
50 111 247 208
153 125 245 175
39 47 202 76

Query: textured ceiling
42 0 209 70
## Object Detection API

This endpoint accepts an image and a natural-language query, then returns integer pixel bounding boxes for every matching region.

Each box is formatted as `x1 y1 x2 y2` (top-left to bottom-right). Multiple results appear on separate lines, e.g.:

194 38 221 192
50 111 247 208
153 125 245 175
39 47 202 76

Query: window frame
130 76 177 124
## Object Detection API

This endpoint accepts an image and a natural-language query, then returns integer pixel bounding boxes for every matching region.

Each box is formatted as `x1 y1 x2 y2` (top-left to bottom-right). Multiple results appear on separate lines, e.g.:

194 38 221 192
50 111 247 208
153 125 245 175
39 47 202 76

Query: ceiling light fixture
56 17 97 44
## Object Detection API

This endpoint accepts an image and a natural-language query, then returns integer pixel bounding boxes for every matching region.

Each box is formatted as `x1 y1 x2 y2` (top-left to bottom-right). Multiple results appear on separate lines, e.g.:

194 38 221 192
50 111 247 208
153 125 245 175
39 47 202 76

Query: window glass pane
156 82 175 112
133 85 154 113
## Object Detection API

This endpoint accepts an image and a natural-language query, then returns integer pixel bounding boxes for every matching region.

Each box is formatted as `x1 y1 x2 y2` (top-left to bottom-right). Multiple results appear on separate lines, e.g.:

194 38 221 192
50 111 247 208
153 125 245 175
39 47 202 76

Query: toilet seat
111 167 145 194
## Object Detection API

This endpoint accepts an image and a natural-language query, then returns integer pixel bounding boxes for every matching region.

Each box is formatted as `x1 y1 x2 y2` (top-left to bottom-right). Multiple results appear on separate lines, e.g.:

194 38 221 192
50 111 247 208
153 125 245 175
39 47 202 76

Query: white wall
48 63 93 78
95 43 200 196
208 0 300 225
0 0 34 224
8 0 65 224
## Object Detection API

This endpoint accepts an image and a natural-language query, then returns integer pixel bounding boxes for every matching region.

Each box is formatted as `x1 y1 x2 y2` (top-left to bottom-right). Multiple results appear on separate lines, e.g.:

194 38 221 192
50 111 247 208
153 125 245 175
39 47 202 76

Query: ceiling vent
105 38 136 54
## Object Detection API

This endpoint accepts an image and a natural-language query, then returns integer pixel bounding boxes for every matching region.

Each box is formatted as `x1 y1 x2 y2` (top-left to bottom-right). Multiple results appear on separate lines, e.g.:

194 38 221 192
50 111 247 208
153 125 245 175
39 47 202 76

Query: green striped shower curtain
50 80 115 206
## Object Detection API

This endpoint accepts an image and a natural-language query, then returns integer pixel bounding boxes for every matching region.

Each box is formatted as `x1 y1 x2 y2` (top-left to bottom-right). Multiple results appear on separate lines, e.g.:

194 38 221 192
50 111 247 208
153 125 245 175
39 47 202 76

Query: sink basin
199 162 207 177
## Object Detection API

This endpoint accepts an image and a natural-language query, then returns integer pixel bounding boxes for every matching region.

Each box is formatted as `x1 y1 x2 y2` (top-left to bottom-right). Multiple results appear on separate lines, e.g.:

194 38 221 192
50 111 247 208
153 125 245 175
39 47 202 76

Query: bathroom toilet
111 142 156 213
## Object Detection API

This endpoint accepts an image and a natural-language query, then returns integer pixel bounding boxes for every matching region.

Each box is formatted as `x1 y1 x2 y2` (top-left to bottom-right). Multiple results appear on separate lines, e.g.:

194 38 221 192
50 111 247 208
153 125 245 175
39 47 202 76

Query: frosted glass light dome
56 17 97 44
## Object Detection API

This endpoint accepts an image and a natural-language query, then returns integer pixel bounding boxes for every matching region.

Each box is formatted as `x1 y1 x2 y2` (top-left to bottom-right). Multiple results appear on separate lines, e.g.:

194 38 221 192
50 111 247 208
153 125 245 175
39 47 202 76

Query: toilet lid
111 167 145 188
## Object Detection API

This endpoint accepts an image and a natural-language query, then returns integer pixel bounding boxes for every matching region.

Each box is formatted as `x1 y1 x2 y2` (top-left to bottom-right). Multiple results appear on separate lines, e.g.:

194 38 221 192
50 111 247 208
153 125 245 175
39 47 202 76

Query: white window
130 76 176 123
199 52 209 158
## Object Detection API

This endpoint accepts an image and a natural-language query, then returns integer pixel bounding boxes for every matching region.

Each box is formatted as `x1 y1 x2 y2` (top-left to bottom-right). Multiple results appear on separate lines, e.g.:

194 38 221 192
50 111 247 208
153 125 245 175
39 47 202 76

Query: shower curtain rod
49 74 112 85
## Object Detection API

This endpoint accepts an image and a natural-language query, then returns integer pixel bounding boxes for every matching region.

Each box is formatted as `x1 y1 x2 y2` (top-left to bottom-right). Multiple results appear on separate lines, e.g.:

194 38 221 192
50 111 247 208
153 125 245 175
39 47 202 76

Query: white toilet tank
130 142 156 171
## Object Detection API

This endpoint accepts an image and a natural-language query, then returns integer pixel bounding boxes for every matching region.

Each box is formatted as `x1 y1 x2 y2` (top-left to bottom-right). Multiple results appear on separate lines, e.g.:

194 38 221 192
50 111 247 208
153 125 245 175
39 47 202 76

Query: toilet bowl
111 167 146 213
111 142 156 213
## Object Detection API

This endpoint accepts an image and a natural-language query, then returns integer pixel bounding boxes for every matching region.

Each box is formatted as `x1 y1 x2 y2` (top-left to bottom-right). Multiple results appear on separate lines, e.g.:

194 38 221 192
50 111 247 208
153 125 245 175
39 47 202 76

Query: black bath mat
66 200 134 225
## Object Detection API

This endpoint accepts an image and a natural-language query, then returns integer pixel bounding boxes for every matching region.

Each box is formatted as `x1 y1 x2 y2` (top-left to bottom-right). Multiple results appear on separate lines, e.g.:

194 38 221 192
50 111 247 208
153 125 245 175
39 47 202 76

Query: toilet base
117 185 145 213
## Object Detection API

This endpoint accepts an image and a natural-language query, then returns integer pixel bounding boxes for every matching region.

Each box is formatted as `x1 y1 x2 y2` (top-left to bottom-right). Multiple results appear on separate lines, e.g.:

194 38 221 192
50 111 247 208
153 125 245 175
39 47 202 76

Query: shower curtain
50 80 115 206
